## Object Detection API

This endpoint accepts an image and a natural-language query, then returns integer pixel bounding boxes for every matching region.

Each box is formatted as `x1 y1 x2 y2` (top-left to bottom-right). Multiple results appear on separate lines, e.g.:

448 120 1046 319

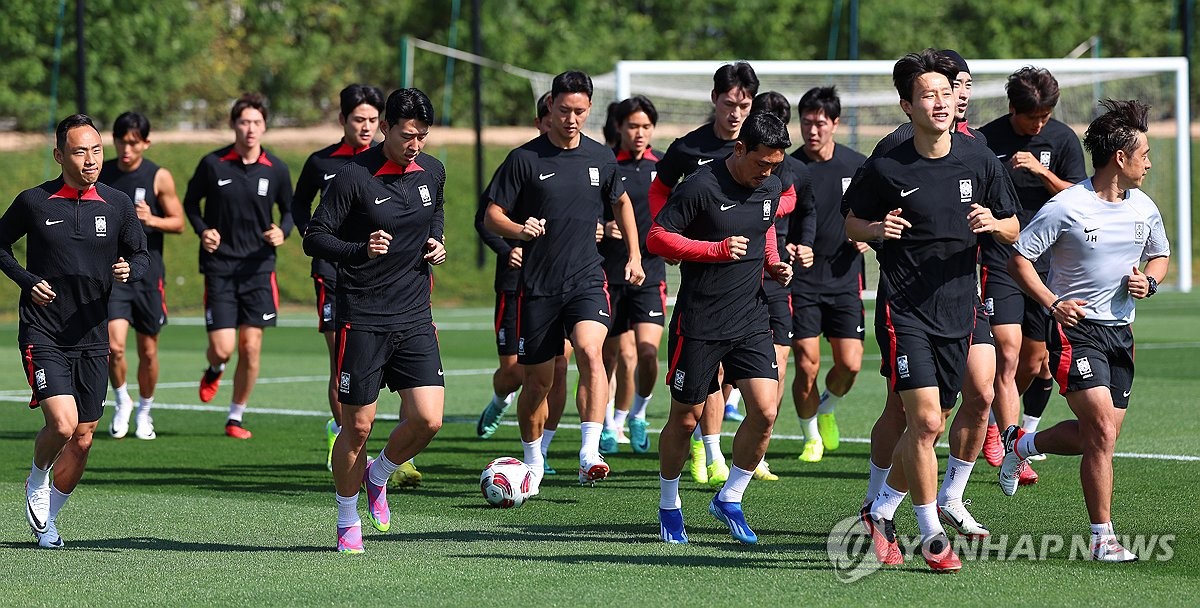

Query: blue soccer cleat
659 508 688 544
709 497 757 544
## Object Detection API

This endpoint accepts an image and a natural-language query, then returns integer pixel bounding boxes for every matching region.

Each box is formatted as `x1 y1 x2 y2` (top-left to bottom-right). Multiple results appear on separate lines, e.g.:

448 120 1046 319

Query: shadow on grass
445 551 832 570
0 537 327 553
83 463 327 496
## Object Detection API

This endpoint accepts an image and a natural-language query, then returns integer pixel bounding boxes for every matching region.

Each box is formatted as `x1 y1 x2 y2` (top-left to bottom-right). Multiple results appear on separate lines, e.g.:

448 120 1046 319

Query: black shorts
971 303 994 347
494 290 519 356
313 272 338 333
108 276 168 336
335 323 444 406
1047 320 1134 409
609 281 668 334
982 265 1048 341
666 327 776 405
877 323 969 409
791 289 865 341
20 345 107 423
765 282 793 346
204 272 279 331
517 282 612 365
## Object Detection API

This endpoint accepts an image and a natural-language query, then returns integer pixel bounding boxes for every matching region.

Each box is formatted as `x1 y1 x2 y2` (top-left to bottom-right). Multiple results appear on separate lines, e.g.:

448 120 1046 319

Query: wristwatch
1146 275 1158 297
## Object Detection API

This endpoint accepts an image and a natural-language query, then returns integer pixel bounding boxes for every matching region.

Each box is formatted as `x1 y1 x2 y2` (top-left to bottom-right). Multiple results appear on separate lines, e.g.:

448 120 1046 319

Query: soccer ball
480 457 533 508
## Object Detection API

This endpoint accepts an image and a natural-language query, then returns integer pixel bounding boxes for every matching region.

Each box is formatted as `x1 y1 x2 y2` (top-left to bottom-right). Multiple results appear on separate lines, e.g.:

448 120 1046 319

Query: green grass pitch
0 295 1197 606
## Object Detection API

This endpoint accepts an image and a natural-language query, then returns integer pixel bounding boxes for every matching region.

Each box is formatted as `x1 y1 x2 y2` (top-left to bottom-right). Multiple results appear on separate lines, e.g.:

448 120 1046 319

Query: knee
523 370 555 396
72 428 95 452
909 412 944 443
341 416 373 444
109 344 126 363
415 416 443 438
573 343 604 368
835 358 862 377
140 342 158 361
636 342 658 367
1082 420 1119 453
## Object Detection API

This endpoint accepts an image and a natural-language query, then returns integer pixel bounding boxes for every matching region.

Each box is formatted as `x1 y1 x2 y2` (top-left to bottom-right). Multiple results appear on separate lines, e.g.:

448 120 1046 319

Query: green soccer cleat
817 413 840 451
476 399 508 439
798 438 824 463
689 438 708 484
324 418 338 472
706 460 730 488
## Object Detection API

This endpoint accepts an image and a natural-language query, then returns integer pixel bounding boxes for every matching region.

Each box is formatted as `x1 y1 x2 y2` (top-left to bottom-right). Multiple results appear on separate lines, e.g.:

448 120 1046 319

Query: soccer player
303 87 448 554
597 95 663 457
2 114 149 548
847 49 1019 572
1004 99 1167 562
789 86 868 463
979 67 1087 479
100 112 184 441
649 111 793 544
292 84 386 470
483 70 645 492
183 93 293 439
649 61 758 485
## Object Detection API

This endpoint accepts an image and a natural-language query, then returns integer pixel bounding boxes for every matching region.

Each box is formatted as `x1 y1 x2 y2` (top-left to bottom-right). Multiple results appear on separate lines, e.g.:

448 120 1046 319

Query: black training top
183 145 294 276
978 116 1087 271
99 158 165 280
600 147 664 286
845 133 1018 338
475 177 521 294
0 179 149 350
654 122 736 189
792 143 868 293
776 153 816 255
489 133 625 296
293 141 373 282
303 147 445 332
656 161 781 340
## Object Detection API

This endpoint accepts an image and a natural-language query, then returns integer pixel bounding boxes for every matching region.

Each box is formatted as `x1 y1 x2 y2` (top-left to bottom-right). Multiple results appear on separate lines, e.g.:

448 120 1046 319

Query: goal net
608 58 1191 292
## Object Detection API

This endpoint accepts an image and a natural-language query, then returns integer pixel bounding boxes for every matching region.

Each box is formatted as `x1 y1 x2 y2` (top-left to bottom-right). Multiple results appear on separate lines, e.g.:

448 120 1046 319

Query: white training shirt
1014 179 1170 325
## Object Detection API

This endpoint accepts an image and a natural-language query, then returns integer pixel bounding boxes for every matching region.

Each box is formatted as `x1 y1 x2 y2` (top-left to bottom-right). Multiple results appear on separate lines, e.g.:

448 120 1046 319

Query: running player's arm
423 163 447 265
1009 200 1084 325
602 160 644 284
1010 133 1087 195
973 154 1021 244
0 195 41 291
291 153 322 235
183 158 221 252
647 138 686 217
1131 208 1172 297
843 162 908 242
475 177 512 257
303 167 372 264
646 182 739 262
115 195 151 284
483 150 544 241
269 165 295 243
145 167 185 234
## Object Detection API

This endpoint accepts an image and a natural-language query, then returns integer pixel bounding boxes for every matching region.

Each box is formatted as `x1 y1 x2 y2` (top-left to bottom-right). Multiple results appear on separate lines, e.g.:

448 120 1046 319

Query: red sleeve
776 185 796 218
762 223 781 267
648 177 672 219
646 223 730 262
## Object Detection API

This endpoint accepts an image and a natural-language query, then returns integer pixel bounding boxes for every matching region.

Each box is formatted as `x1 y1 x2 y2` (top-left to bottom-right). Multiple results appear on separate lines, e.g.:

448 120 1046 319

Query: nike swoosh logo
697 158 714 165
900 187 920 197
217 179 232 186
771 362 778 369
648 311 663 317
719 203 737 211
996 154 1008 160
262 313 277 321
1084 227 1100 233
324 173 336 181
27 498 44 533
856 325 865 333
45 219 64 226
374 197 390 205
539 173 555 180
437 369 445 376
599 310 610 317
1123 390 1131 397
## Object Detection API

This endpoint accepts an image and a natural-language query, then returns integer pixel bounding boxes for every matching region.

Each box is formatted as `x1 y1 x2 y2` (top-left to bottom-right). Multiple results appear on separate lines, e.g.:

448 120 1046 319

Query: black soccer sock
1022 376 1054 418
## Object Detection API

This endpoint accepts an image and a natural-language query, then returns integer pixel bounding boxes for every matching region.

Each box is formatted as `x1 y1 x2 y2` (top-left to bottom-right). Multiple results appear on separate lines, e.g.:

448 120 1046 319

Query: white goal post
614 57 1191 292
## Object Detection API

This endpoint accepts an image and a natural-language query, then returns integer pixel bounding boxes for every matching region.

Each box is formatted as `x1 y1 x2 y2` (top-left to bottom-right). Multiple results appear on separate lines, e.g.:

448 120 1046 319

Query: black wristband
1146 275 1158 297
1050 296 1067 310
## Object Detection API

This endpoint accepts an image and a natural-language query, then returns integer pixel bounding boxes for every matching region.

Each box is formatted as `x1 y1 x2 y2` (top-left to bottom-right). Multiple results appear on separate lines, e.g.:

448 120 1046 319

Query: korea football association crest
257 178 270 196
763 200 772 221
1134 222 1146 245
1039 151 1052 167
498 327 507 347
1076 356 1093 379
419 184 432 206
841 176 852 194
673 369 686 390
896 355 910 379
339 372 351 394
34 368 47 390
589 167 601 187
959 179 973 203
94 215 107 237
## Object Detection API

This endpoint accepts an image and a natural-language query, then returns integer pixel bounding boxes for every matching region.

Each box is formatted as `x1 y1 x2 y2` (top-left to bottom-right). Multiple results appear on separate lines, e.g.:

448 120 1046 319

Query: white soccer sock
817 390 840 415
937 455 975 505
988 409 996 425
871 481 907 521
1017 431 1041 458
659 475 682 510
489 393 508 410
335 492 361 528
605 399 616 429
137 396 154 415
800 415 820 443
613 409 629 430
702 434 724 466
539 429 556 459
210 362 226 374
1021 414 1041 434
691 426 702 441
716 465 754 503
725 388 742 409
28 462 50 488
1090 521 1114 536
523 438 544 476
864 460 890 509
227 402 246 423
579 422 603 461
914 501 945 541
504 391 516 406
630 393 652 420
114 383 131 405
48 485 70 521
368 451 400 487
329 419 342 435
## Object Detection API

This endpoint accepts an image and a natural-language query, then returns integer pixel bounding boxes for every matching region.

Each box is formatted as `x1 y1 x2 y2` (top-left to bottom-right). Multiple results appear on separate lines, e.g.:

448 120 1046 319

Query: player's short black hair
339 84 385 118
751 91 791 126
56 113 98 150
1007 67 1060 114
1083 99 1150 169
738 111 791 153
612 95 658 126
713 61 759 97
603 101 621 147
797 86 841 121
113 111 151 141
384 88 435 126
940 49 970 75
892 48 959 102
551 71 593 101
535 91 552 121
230 92 269 124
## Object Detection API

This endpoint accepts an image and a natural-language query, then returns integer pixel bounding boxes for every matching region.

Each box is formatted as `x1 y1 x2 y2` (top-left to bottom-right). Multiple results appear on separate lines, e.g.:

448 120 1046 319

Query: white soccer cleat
578 454 610 486
998 425 1027 497
938 499 990 539
134 411 157 440
109 398 133 439
1092 535 1138 562
25 478 50 534
35 519 64 549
